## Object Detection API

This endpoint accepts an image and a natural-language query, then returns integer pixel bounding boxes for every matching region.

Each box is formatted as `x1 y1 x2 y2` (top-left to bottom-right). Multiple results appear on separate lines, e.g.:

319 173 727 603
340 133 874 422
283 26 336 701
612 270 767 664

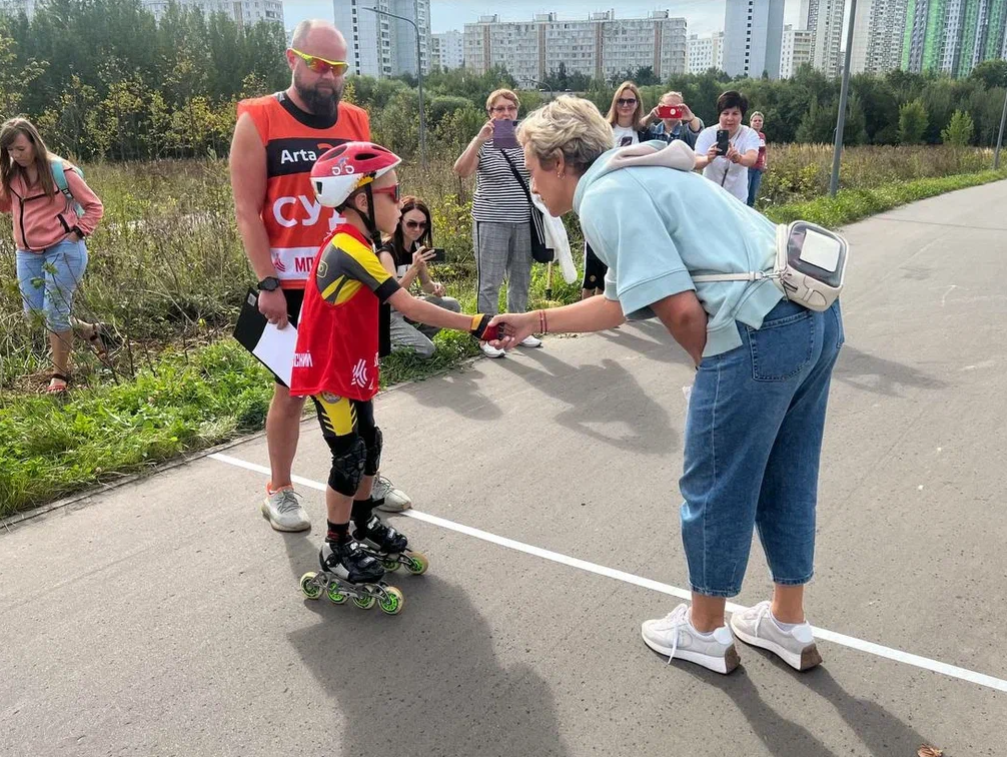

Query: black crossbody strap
499 149 534 204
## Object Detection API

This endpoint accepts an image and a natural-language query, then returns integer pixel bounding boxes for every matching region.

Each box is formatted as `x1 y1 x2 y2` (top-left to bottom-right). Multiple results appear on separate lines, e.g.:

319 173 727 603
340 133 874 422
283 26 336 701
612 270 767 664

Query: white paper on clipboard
254 321 298 388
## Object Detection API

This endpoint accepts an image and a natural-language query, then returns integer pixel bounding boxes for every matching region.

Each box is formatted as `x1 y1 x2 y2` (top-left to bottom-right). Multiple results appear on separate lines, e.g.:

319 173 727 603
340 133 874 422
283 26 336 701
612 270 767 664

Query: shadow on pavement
677 653 930 756
395 365 504 421
498 349 677 454
286 575 571 757
834 346 947 397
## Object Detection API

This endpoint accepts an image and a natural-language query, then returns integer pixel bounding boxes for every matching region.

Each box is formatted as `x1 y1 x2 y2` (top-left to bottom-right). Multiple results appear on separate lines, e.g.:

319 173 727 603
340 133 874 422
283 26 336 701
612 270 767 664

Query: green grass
764 168 1007 227
2 168 1004 519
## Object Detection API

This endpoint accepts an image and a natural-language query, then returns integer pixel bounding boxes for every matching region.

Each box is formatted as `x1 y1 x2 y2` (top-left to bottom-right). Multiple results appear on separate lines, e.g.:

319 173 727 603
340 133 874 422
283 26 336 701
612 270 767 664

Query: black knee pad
363 425 383 476
328 436 367 496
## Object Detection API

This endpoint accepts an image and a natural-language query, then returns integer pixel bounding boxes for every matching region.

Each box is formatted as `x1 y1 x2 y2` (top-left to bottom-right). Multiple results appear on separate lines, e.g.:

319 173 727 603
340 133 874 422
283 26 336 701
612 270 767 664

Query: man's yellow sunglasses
290 48 349 76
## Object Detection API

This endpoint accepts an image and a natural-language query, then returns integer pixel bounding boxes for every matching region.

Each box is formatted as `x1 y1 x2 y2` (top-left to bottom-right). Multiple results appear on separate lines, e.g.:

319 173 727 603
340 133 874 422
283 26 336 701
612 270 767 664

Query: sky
287 1 802 36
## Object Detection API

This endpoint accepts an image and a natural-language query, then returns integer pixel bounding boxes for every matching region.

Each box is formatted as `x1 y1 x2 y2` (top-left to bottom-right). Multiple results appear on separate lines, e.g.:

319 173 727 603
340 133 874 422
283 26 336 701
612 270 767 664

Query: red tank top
290 225 400 401
236 92 370 289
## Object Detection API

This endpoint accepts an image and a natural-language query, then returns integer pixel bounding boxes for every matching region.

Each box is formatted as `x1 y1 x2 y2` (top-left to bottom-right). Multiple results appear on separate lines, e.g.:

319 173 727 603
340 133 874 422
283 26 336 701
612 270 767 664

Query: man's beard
294 75 342 118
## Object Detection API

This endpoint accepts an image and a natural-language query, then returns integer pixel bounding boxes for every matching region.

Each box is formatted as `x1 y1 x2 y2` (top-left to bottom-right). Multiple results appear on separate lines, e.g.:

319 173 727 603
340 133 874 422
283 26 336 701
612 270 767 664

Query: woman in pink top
1 118 106 393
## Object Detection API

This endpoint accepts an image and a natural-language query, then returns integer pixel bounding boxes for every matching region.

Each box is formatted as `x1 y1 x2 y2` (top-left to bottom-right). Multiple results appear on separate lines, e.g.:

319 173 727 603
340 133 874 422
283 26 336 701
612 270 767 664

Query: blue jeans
747 168 764 207
680 299 844 597
15 238 89 332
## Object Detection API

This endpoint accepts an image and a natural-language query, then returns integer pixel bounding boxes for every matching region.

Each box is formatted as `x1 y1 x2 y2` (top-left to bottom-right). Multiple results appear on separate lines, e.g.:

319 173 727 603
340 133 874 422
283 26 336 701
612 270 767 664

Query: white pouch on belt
693 221 849 312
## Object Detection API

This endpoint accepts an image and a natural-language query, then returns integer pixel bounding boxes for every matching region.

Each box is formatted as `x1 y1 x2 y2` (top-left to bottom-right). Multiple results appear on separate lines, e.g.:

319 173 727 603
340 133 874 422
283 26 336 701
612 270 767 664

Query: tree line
3 0 1007 163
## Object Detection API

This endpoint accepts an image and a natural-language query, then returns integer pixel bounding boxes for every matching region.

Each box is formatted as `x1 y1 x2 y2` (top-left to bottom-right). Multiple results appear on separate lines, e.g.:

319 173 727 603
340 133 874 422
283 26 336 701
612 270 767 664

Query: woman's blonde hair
0 117 57 200
485 88 519 113
517 96 615 176
605 81 644 127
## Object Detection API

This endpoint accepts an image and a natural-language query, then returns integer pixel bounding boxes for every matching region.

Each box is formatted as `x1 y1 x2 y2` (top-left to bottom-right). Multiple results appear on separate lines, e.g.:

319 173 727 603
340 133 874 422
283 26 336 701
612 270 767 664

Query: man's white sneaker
519 335 543 348
261 486 311 532
481 342 506 358
373 475 412 513
730 600 823 671
641 604 740 674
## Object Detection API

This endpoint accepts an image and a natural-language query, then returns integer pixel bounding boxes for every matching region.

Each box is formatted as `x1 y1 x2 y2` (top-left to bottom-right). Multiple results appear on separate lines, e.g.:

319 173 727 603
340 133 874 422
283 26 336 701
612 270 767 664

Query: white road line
211 452 1007 694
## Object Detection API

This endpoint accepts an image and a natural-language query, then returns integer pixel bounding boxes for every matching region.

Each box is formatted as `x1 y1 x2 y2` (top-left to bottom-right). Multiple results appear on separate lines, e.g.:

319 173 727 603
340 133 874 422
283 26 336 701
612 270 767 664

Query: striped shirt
472 143 531 224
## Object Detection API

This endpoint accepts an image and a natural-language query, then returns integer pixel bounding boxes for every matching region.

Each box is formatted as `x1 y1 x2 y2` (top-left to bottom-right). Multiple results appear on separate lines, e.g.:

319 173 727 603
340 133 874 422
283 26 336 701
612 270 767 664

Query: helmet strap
361 183 380 242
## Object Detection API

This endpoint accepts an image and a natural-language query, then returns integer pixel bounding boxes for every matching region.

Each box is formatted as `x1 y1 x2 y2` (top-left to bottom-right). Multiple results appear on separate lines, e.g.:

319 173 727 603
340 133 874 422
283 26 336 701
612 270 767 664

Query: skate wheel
379 586 404 615
327 583 348 604
405 551 429 576
382 557 401 572
352 594 377 610
300 572 322 600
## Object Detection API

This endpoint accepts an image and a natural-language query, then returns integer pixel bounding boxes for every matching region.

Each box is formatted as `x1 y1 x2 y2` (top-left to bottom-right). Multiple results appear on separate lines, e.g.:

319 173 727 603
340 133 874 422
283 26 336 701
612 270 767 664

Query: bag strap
692 271 776 283
49 158 74 203
499 149 534 204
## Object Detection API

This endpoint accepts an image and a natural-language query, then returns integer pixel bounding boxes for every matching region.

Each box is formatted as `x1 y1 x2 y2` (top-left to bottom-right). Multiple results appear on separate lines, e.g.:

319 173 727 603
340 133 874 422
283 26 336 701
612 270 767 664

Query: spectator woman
491 96 844 676
377 196 462 359
0 117 106 394
694 91 761 204
747 111 768 207
453 88 542 358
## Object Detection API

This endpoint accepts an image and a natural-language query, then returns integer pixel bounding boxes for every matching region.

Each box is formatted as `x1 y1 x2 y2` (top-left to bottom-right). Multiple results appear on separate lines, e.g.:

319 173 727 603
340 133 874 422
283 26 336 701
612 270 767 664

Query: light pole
830 0 858 197
362 5 427 169
995 87 1007 170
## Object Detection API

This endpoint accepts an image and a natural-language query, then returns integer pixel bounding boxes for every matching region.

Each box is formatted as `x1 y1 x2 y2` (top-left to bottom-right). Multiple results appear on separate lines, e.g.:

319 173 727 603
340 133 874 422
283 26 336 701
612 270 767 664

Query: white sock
771 611 802 632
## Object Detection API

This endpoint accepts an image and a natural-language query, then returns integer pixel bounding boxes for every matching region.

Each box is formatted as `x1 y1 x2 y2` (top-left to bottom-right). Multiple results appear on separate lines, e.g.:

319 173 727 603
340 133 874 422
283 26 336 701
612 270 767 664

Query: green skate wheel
405 550 429 576
327 583 348 604
379 586 404 615
299 572 322 600
382 557 401 572
352 594 377 610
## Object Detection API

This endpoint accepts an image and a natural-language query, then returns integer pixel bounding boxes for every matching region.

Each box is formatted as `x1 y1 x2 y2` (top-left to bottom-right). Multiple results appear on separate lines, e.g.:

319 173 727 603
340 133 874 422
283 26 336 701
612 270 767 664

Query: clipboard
233 290 298 388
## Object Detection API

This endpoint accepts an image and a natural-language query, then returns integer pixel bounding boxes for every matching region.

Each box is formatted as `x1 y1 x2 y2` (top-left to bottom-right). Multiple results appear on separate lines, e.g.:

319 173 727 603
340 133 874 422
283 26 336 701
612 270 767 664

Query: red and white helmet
310 142 402 208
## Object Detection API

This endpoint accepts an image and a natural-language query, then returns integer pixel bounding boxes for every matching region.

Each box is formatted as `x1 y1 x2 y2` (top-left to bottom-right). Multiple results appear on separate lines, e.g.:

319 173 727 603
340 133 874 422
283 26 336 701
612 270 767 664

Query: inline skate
353 514 429 576
299 538 404 615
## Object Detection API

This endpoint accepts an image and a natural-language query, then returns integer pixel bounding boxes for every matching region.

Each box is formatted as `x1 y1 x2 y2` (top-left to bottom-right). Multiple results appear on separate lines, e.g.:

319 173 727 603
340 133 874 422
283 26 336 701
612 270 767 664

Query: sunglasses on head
290 48 349 76
371 184 400 203
405 220 427 229
617 98 637 106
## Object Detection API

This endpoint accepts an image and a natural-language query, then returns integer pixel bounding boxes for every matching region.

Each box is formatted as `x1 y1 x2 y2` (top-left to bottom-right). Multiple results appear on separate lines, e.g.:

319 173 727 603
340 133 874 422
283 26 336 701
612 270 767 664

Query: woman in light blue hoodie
490 97 845 676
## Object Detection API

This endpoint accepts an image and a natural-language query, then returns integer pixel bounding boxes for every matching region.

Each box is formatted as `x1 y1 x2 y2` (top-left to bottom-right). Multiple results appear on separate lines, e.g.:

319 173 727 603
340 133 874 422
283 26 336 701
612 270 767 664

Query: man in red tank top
230 19 410 533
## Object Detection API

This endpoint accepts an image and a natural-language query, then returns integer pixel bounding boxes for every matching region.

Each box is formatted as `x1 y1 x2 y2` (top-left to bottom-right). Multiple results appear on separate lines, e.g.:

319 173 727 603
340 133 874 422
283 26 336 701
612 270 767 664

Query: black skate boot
319 538 386 584
354 515 429 576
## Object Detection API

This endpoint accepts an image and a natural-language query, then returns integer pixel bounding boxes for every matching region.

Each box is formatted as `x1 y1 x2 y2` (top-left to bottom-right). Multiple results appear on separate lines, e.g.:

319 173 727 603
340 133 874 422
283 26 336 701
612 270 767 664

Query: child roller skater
291 142 504 614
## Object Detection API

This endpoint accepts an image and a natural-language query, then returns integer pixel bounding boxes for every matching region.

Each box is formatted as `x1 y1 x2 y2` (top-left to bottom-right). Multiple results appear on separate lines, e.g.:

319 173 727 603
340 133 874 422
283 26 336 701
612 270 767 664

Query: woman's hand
411 247 437 270
431 282 446 297
477 121 495 144
726 144 741 164
487 312 537 350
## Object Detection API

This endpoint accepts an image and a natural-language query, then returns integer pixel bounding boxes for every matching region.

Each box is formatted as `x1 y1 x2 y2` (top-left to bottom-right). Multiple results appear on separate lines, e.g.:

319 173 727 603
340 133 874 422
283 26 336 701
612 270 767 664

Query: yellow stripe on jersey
315 231 398 307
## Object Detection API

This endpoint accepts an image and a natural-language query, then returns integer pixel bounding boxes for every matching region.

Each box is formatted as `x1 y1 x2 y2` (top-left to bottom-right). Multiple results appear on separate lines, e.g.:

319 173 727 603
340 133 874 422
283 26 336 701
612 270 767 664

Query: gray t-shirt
472 143 531 224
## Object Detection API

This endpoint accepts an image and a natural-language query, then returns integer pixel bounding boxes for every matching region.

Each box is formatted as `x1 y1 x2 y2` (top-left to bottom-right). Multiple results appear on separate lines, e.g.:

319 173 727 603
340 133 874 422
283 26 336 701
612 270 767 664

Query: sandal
47 373 69 394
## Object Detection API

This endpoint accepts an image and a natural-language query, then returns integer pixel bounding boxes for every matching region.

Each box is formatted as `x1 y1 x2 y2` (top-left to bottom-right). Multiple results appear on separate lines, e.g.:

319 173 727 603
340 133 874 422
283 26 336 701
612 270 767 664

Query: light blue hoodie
573 140 783 357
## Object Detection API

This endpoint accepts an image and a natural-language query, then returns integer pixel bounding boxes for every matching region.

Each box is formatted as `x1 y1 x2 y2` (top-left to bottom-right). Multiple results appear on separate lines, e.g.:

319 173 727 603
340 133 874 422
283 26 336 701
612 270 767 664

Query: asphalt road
3 182 1006 756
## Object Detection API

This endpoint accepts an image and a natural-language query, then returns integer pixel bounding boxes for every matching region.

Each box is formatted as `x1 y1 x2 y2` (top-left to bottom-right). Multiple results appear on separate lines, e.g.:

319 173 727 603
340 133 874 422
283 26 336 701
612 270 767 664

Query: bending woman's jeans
16 237 89 332
679 299 844 597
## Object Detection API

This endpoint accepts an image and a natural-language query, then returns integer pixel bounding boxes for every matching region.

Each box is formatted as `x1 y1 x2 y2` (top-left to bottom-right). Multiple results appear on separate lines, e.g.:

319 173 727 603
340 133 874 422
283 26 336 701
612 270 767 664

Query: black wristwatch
257 276 281 292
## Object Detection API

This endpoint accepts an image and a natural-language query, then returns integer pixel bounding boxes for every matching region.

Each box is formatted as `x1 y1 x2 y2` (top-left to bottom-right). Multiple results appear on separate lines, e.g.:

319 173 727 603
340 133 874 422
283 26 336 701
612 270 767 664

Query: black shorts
274 288 305 386
311 394 376 450
582 243 608 291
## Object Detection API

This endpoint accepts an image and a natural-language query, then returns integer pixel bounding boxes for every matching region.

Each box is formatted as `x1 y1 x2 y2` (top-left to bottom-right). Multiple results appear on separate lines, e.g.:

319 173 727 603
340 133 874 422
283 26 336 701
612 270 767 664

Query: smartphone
658 105 685 120
493 119 519 150
429 247 446 263
480 322 505 342
716 129 730 156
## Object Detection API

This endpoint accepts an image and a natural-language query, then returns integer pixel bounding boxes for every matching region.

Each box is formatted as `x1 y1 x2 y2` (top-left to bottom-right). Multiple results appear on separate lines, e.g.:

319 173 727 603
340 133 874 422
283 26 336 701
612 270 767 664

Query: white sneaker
641 604 740 674
261 486 311 532
730 601 822 671
372 475 412 513
481 342 506 358
519 335 543 348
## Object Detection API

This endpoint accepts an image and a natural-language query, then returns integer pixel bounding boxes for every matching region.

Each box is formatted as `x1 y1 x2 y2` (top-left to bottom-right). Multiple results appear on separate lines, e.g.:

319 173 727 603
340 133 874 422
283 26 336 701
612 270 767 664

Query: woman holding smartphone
378 196 461 359
453 88 542 359
694 91 761 204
